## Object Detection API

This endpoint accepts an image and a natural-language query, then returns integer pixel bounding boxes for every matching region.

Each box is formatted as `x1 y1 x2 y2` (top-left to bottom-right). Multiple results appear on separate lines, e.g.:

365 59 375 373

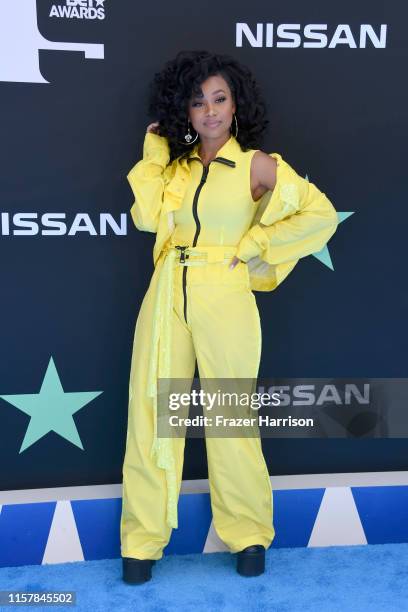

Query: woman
120 50 338 584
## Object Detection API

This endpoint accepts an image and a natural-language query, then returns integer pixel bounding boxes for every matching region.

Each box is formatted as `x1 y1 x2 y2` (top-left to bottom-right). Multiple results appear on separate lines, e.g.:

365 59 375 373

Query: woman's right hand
146 121 160 135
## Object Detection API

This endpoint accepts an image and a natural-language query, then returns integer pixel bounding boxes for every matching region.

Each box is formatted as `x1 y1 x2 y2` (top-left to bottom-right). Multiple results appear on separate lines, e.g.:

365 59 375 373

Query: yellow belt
146 244 238 528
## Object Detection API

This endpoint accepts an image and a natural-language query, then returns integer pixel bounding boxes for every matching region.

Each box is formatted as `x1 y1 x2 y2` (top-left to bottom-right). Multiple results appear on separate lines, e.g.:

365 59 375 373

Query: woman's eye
192 97 226 107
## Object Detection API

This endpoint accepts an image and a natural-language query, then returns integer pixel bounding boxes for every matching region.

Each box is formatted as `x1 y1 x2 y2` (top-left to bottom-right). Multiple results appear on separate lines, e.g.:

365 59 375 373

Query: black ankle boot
236 545 265 577
122 556 156 584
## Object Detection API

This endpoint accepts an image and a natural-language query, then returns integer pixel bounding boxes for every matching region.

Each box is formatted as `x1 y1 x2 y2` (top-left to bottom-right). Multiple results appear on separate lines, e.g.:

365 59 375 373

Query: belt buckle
174 245 190 264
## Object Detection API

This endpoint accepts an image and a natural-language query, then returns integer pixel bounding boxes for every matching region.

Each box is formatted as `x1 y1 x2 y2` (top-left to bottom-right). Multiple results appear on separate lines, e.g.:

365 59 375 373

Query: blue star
0 357 103 453
304 173 354 270
312 212 354 270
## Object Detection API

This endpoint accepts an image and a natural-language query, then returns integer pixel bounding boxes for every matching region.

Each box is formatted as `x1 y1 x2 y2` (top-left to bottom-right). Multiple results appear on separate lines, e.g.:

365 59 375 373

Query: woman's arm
236 151 338 264
127 130 170 233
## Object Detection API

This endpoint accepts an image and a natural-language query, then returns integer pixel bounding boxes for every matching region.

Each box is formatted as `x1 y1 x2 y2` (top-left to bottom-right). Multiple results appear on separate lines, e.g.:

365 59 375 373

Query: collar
163 135 240 217
182 134 239 168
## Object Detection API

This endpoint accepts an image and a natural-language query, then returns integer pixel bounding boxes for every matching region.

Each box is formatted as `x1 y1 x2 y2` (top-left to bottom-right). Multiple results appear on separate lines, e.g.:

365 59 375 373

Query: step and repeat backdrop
0 0 407 491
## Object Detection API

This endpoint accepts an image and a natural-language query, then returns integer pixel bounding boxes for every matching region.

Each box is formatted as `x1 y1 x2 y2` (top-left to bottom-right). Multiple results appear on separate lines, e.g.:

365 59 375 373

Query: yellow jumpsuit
120 132 338 561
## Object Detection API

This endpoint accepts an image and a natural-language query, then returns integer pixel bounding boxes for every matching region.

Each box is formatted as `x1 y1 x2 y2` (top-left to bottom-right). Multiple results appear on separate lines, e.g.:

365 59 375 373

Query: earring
230 113 238 137
178 120 198 145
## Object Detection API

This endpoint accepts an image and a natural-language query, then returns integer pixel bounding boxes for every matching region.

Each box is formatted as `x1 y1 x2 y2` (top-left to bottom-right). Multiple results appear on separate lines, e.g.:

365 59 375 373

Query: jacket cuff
142 132 170 168
236 225 268 262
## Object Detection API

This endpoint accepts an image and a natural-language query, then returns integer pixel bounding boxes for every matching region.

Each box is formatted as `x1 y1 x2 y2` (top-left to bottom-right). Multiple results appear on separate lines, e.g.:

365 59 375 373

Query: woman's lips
206 121 221 128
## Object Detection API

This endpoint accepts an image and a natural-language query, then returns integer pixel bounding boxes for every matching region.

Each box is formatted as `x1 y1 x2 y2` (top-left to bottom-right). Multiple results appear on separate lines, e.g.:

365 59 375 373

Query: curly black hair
147 50 269 162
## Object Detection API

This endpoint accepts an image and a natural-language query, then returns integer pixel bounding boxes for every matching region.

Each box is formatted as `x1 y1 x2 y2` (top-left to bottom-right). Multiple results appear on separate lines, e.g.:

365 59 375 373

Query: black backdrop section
0 0 407 490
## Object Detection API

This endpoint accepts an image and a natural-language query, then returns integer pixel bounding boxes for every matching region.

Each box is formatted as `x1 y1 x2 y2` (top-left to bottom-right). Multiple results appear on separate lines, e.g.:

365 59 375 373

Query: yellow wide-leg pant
120 246 275 560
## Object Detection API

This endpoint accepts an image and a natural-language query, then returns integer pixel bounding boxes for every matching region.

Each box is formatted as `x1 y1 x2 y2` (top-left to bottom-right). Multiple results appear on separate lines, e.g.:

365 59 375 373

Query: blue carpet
0 544 407 611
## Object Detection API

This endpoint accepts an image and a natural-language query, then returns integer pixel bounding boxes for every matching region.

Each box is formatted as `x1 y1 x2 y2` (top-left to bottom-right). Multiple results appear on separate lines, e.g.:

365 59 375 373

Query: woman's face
187 74 236 140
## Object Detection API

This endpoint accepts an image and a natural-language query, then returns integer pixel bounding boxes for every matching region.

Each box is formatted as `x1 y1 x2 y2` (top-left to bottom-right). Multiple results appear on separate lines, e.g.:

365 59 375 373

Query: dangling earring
178 120 198 145
230 113 238 138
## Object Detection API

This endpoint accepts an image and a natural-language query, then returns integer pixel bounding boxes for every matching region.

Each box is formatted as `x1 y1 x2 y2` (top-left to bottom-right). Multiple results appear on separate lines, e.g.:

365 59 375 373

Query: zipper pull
175 245 189 263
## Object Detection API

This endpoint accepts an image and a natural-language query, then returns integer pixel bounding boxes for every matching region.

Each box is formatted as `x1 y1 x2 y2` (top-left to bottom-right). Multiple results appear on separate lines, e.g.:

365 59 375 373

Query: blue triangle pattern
2 485 408 567
71 498 122 560
351 486 408 544
272 489 326 548
0 502 56 567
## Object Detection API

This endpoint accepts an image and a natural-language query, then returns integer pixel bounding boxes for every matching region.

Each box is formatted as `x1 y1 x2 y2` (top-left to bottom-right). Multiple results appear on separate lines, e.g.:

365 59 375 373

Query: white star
95 0 105 6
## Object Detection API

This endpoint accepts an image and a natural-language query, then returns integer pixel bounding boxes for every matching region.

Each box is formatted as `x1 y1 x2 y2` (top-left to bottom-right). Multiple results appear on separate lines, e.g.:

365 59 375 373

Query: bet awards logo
0 0 104 83
50 0 106 20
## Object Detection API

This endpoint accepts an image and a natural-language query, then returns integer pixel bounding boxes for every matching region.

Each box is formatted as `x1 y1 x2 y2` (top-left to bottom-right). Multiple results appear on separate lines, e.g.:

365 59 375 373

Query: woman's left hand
229 256 242 270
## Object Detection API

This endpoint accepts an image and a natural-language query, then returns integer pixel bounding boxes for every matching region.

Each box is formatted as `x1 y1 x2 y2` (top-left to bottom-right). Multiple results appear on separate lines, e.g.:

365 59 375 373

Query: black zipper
178 156 236 325
179 162 208 325
192 165 209 246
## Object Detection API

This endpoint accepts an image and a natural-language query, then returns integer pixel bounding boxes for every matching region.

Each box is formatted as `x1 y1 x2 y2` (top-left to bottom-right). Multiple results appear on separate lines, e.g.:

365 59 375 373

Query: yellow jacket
127 132 338 291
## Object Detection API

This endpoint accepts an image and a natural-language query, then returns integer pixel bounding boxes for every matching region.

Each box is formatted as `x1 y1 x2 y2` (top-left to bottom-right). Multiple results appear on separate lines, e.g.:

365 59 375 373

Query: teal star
312 211 354 269
0 357 102 453
304 173 354 270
